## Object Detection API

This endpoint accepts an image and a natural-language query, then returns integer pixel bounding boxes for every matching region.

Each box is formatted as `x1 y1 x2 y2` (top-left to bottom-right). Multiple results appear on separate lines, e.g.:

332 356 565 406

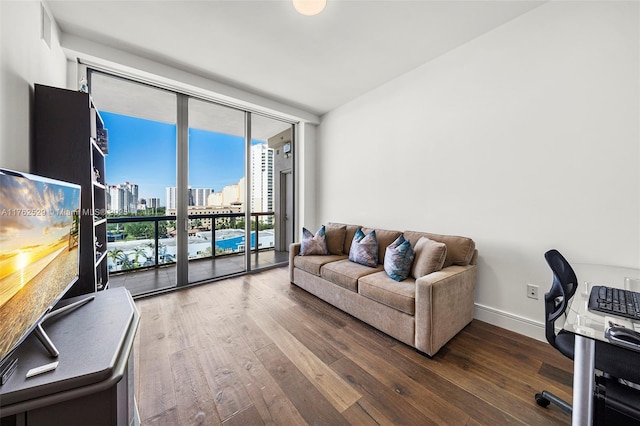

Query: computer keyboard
588 285 640 320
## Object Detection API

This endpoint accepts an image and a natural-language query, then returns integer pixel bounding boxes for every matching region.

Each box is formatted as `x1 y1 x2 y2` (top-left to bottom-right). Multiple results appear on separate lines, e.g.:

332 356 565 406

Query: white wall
0 1 68 172
317 1 640 340
296 122 317 240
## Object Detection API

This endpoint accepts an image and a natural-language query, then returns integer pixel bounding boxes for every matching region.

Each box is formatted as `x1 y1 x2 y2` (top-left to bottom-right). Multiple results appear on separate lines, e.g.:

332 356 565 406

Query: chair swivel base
535 390 573 415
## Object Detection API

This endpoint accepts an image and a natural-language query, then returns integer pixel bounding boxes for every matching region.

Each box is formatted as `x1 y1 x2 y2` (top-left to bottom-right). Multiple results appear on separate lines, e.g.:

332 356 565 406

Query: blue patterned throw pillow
300 225 329 255
349 228 378 267
384 235 415 281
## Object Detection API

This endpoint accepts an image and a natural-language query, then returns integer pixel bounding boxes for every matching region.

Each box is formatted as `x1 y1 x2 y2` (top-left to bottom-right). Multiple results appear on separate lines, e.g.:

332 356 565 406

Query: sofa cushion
321 259 383 292
324 223 347 255
404 231 475 267
359 271 416 315
300 226 329 256
363 227 402 264
383 235 415 281
328 222 361 254
411 237 447 279
294 254 347 276
349 229 378 267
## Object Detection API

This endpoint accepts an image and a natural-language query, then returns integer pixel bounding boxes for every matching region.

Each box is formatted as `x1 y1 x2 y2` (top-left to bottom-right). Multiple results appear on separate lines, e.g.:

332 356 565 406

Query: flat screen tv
0 168 82 376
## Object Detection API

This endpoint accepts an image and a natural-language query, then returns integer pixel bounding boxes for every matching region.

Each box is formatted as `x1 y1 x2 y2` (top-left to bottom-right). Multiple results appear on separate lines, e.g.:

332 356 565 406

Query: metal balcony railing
106 212 275 273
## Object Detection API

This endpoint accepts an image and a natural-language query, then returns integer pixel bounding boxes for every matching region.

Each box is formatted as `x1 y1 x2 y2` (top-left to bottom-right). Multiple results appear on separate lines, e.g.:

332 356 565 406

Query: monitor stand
33 295 95 357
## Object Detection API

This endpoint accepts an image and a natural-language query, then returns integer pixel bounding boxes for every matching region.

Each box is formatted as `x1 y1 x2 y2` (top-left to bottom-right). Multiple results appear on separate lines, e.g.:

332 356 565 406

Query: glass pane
249 114 293 269
187 98 246 282
90 71 177 296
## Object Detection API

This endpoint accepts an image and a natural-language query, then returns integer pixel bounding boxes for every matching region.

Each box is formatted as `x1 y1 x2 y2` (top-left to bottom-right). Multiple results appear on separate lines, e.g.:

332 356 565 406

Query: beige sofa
289 223 478 356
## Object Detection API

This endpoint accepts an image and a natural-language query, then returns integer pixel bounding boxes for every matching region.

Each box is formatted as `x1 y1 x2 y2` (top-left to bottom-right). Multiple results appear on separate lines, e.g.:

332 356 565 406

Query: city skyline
108 181 240 213
103 112 264 206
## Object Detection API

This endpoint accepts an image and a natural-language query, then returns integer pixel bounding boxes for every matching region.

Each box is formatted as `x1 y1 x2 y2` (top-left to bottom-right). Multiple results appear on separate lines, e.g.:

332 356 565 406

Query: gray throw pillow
384 235 415 281
300 225 329 256
411 236 447 279
348 228 378 267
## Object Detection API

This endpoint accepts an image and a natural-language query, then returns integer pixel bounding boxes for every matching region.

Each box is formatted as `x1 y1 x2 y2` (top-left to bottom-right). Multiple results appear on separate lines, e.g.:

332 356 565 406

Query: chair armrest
289 243 301 282
414 264 477 355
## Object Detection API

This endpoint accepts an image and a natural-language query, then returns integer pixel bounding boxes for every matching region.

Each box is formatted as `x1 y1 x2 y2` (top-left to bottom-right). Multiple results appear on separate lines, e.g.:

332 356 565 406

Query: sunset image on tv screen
0 172 80 362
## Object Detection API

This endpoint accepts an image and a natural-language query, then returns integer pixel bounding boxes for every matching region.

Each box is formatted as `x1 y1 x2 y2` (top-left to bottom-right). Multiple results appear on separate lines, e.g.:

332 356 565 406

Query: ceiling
47 0 544 117
89 70 294 141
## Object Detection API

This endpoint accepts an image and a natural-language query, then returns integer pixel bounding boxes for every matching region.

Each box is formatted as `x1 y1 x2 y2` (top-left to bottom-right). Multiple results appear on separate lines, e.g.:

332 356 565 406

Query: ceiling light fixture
293 0 326 16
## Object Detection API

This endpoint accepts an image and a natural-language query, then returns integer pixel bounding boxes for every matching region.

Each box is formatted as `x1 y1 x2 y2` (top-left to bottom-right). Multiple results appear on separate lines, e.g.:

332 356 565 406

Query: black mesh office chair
535 249 640 414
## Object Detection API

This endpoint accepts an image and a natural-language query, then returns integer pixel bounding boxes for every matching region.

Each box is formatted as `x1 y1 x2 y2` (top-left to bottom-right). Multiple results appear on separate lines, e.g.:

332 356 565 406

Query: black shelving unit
33 84 109 297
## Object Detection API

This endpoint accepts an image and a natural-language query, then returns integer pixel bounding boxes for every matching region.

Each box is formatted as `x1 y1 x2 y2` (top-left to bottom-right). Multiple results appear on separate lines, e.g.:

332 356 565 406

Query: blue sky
103 112 260 206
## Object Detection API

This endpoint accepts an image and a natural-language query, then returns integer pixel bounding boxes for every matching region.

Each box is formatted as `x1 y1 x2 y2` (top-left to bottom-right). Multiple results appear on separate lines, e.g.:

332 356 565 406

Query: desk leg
573 334 595 426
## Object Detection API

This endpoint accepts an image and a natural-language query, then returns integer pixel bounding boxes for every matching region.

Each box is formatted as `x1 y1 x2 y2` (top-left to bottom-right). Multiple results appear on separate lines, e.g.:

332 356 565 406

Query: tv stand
34 295 95 357
0 288 139 426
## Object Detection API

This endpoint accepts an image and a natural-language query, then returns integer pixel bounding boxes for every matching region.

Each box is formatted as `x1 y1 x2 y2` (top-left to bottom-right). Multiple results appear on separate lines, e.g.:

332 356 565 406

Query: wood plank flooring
133 266 573 425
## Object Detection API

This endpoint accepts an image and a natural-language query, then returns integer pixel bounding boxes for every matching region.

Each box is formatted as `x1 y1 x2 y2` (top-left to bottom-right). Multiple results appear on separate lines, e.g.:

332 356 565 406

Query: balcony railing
106 212 275 273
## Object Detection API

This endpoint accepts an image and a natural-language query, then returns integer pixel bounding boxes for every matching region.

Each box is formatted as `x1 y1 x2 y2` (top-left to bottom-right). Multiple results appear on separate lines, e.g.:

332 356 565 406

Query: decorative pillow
362 227 402 265
325 223 347 255
299 226 329 256
348 229 378 267
384 235 415 281
411 236 447 279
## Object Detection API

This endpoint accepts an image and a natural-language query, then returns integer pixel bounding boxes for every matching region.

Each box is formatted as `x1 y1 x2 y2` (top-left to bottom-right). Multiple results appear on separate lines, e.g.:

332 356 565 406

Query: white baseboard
474 303 546 342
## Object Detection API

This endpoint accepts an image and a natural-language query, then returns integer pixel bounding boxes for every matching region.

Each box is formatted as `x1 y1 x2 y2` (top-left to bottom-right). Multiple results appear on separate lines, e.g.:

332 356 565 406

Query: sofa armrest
414 264 477 356
289 243 301 282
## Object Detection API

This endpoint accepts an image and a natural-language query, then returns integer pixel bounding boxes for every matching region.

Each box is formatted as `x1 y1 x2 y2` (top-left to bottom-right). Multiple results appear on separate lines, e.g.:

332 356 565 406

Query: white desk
563 264 640 426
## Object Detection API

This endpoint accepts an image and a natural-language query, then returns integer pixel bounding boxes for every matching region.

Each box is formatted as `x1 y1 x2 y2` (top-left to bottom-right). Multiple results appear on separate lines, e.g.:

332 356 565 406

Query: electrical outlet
527 284 539 300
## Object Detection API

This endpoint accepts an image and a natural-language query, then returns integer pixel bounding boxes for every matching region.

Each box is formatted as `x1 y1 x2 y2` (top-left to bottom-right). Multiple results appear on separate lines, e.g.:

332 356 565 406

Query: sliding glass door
186 99 247 283
89 71 178 295
249 115 294 268
89 69 295 296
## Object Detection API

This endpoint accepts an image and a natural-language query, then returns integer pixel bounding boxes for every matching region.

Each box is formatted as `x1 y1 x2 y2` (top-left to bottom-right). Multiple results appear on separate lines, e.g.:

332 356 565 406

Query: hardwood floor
133 266 573 425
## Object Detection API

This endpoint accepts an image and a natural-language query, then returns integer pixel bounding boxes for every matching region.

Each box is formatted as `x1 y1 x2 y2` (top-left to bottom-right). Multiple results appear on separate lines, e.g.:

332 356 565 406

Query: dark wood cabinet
0 288 139 426
33 84 109 297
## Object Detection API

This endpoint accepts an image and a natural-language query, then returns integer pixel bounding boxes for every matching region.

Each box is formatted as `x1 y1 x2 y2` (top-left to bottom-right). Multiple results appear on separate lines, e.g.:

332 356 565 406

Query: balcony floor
109 250 289 297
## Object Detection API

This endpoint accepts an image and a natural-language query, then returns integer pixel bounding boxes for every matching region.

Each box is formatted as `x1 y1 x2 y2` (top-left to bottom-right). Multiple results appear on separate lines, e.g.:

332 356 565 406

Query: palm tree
107 248 135 271
132 247 149 267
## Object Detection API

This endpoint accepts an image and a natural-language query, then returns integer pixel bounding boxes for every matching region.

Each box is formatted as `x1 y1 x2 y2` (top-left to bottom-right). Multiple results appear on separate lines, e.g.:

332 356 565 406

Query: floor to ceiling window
186 98 247 283
89 71 178 295
88 70 294 296
250 114 295 268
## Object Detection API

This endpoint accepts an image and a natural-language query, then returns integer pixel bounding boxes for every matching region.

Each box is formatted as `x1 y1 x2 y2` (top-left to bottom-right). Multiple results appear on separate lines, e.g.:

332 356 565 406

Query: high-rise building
166 186 213 208
108 185 124 213
207 191 223 207
147 198 161 209
250 143 274 222
107 182 139 214
208 177 245 207
166 187 177 210
125 182 138 213
192 188 214 207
